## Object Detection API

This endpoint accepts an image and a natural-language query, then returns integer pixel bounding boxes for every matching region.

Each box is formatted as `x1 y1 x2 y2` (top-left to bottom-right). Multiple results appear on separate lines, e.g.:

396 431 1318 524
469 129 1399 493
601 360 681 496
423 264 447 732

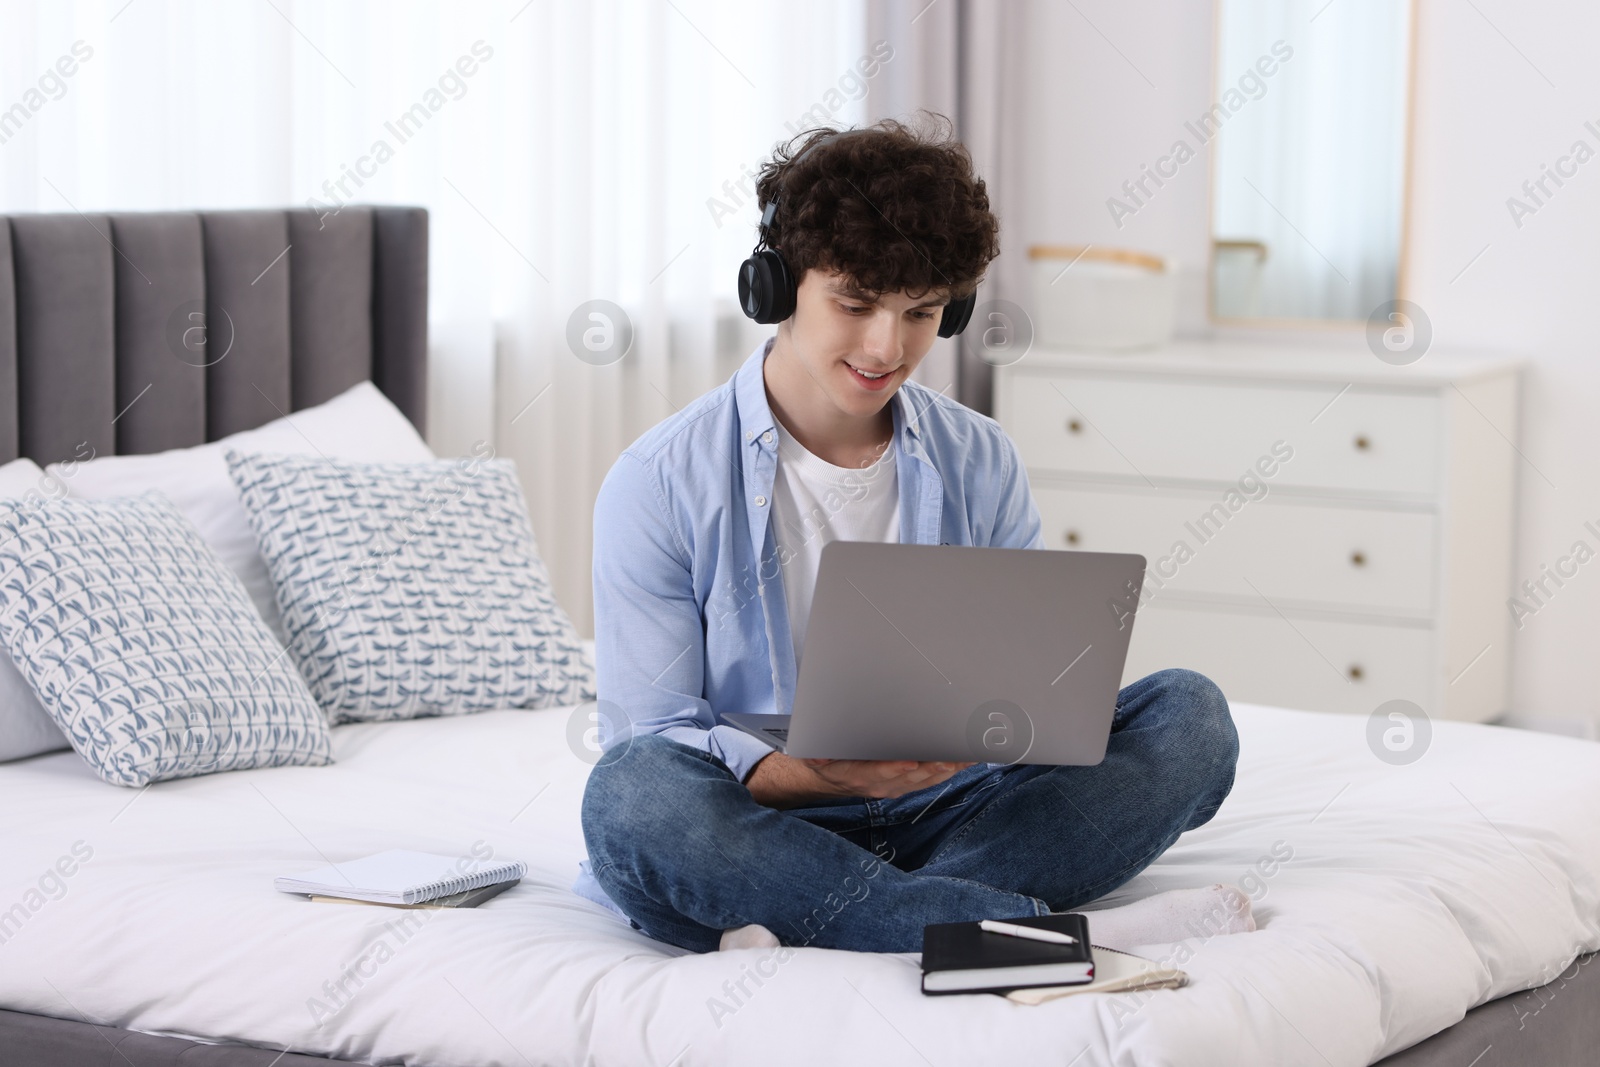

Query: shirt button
745 431 754 441
754 495 767 507
761 431 773 444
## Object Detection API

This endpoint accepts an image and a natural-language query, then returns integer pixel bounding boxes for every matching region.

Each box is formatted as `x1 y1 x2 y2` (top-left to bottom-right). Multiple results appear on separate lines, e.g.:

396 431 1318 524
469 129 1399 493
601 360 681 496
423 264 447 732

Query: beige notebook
1007 946 1188 1005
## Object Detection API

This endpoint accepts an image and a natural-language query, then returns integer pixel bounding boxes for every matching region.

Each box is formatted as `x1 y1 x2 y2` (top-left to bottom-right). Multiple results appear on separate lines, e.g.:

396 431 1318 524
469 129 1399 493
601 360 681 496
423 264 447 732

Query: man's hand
745 751 974 809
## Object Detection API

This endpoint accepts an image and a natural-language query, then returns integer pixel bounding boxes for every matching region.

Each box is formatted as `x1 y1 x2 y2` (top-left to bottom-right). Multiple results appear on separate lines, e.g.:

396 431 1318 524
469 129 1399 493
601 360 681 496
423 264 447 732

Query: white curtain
1212 0 1410 320
0 0 886 634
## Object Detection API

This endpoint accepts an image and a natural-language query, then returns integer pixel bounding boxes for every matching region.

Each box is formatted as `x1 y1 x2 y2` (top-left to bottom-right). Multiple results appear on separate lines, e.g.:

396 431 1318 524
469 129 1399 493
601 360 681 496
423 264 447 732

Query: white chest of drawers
994 340 1521 722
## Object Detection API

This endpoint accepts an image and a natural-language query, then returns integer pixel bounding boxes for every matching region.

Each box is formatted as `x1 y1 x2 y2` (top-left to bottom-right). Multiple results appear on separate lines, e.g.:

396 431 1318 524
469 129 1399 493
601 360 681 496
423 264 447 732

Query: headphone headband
756 129 860 247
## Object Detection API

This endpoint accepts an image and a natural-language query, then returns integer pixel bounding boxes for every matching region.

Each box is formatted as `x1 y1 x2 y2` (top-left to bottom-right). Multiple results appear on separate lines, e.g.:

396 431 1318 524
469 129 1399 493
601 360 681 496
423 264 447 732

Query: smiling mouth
847 363 895 380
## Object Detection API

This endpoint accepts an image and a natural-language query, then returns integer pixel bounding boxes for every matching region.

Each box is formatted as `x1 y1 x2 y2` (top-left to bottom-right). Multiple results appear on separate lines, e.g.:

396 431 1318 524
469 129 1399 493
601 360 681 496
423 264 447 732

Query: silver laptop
721 542 1146 766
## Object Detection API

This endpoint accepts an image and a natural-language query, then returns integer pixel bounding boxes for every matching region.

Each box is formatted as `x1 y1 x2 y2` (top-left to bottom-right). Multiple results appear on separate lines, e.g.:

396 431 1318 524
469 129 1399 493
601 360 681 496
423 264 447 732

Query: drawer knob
1066 418 1084 434
1350 551 1367 568
1353 434 1371 451
1347 664 1364 681
1064 529 1081 546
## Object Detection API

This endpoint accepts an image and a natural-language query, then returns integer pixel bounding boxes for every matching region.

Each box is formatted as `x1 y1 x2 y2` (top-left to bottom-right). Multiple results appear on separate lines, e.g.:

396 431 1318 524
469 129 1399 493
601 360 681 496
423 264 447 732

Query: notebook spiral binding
403 861 527 905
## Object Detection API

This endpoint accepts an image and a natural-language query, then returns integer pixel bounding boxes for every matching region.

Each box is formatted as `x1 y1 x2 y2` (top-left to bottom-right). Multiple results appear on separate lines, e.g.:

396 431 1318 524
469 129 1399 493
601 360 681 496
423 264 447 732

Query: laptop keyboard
764 727 789 741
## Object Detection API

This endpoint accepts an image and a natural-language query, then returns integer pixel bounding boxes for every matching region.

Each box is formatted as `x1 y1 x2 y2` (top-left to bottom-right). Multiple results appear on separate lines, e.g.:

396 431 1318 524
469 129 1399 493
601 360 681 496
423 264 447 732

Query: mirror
1209 0 1414 323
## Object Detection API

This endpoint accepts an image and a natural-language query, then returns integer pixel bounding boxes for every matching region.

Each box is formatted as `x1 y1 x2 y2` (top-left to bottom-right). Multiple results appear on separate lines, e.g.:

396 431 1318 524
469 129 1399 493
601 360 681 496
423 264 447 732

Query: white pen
979 919 1078 945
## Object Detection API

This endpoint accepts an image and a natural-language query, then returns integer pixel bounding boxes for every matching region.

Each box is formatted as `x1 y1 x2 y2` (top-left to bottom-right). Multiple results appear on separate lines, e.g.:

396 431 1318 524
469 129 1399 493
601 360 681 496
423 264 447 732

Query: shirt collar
733 337 778 442
733 335 927 448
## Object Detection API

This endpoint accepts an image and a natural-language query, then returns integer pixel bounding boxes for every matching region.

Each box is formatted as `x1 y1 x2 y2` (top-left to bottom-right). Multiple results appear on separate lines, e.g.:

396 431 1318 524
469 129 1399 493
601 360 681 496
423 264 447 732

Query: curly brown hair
754 115 999 301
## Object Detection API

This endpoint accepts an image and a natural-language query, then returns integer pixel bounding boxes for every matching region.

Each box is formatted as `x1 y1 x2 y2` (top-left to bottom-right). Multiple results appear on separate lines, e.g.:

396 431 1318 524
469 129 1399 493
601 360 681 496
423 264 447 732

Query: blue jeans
581 668 1238 953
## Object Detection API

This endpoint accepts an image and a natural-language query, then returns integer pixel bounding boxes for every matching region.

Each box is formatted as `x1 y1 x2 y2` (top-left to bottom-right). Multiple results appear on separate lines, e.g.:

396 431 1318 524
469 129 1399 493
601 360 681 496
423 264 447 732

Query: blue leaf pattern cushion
226 450 595 722
0 493 333 788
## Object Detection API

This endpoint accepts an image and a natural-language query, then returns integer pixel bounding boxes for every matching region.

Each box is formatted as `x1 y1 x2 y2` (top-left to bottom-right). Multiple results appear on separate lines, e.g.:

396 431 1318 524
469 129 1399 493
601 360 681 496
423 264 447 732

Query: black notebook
921 914 1094 995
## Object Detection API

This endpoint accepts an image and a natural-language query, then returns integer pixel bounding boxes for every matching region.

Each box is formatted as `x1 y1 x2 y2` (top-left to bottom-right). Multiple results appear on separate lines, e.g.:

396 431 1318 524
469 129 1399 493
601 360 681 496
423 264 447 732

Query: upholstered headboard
0 206 427 466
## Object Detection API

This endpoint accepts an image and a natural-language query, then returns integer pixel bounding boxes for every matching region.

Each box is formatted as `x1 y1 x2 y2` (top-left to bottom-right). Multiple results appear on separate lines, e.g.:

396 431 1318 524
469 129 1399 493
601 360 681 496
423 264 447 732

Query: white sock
1074 884 1256 952
719 923 780 951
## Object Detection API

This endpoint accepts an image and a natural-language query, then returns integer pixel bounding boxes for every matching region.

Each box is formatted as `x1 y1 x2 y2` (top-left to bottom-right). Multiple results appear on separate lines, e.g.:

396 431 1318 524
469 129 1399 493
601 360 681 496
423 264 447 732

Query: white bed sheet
1 702 1597 1067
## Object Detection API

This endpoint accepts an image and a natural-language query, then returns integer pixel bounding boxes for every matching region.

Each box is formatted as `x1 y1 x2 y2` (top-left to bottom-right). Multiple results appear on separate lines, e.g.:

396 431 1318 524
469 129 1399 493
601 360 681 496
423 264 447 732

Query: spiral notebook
274 849 526 906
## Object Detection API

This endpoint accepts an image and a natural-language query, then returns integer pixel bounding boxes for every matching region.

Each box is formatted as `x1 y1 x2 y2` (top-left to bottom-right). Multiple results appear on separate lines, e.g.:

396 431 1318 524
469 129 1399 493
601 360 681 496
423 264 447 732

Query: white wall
1408 0 1600 732
1009 0 1216 332
1007 0 1598 730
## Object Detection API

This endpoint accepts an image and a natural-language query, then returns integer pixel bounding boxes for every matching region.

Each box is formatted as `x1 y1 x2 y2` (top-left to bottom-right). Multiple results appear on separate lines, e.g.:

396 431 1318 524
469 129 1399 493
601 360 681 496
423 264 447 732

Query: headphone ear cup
737 249 798 325
938 291 977 338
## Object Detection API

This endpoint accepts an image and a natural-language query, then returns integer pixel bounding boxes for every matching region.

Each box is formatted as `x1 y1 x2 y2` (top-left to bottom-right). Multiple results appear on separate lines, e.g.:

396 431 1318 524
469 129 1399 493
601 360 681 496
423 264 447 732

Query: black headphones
736 130 977 338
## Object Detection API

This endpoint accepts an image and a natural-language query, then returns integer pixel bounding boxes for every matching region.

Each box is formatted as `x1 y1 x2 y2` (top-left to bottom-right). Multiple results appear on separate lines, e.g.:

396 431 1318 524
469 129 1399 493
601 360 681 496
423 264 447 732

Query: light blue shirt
590 338 1045 782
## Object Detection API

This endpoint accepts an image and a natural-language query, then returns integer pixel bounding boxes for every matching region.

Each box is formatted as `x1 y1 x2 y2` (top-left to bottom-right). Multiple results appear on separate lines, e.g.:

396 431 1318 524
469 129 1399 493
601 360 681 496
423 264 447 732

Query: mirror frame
1204 0 1421 330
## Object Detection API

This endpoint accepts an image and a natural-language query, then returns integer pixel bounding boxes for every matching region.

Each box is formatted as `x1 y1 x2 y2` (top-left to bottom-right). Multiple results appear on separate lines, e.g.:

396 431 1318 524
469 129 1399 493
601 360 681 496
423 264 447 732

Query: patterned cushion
226 451 594 722
0 493 334 787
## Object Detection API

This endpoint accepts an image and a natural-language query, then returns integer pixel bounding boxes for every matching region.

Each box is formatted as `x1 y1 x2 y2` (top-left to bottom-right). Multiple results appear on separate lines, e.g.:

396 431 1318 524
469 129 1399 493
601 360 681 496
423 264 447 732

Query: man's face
780 269 948 419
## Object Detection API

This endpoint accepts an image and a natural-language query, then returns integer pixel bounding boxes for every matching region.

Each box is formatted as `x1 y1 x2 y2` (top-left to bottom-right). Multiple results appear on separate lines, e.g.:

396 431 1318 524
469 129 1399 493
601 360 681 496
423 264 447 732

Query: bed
1 699 1597 1066
0 206 1597 1067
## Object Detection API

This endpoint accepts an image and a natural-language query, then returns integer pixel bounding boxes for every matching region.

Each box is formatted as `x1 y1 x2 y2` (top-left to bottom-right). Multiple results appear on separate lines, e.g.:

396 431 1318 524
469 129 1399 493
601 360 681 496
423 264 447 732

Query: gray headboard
0 205 427 466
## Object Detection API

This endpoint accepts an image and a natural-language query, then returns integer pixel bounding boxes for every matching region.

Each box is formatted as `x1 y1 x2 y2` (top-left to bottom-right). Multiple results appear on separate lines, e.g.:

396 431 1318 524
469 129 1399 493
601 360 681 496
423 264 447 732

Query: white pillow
227 451 595 722
50 382 434 641
0 492 334 787
0 458 72 762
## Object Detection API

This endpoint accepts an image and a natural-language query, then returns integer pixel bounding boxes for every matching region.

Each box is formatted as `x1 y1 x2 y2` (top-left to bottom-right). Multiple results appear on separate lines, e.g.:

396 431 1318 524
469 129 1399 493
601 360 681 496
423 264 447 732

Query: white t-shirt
770 422 900 665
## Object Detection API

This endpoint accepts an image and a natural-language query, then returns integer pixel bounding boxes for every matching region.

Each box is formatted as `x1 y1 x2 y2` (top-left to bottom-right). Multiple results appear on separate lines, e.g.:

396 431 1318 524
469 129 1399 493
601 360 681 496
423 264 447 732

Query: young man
579 119 1250 954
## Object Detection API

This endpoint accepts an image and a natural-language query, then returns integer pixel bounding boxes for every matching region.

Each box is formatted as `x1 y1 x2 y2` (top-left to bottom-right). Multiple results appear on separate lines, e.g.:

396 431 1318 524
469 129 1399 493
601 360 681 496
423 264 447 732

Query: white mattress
1 701 1597 1067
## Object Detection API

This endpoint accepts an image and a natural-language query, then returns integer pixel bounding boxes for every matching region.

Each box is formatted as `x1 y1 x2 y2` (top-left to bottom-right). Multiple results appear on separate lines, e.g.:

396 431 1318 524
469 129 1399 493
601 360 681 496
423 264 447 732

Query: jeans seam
923 783 1015 868
932 873 1041 909
591 859 628 900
